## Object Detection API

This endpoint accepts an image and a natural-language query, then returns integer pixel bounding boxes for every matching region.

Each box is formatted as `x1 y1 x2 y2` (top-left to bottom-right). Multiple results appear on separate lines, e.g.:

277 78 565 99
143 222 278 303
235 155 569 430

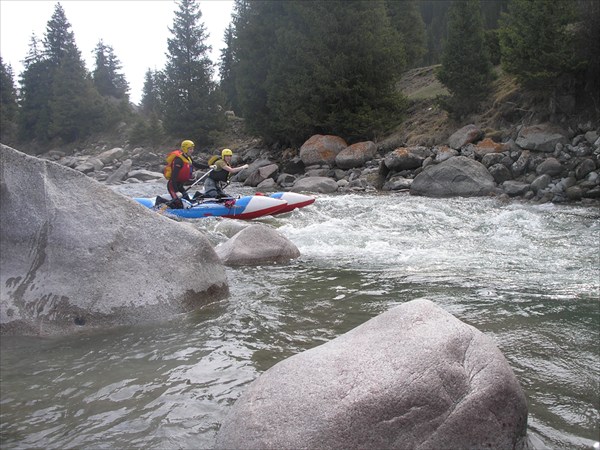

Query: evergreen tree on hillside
419 0 508 66
219 0 251 115
499 0 585 102
233 0 407 146
140 69 162 117
18 36 54 143
43 4 79 63
232 0 281 139
218 24 237 112
419 0 451 65
92 40 129 99
161 0 221 142
132 69 165 146
386 0 426 69
480 0 509 28
577 0 600 104
18 3 102 144
0 58 19 144
437 0 494 119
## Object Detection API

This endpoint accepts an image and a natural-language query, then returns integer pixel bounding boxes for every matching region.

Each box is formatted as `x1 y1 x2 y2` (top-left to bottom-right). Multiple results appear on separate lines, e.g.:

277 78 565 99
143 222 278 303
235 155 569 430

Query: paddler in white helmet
203 148 249 198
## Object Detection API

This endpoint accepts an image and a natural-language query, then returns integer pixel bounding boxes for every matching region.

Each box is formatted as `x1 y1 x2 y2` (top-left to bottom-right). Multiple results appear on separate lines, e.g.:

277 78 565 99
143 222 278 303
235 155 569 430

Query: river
1 182 598 449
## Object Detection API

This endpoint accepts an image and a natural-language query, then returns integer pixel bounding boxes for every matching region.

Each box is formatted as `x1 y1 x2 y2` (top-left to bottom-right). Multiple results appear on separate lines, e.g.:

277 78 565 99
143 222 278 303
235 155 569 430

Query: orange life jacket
163 150 193 182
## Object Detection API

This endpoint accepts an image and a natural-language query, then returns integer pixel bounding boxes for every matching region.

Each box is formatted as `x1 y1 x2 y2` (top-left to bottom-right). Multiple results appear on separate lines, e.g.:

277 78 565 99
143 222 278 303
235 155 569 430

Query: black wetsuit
167 156 207 202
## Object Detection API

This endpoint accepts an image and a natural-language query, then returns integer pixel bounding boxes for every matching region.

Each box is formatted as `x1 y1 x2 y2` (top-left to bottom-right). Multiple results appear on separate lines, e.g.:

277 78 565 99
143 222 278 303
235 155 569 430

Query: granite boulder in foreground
216 299 528 449
0 145 228 336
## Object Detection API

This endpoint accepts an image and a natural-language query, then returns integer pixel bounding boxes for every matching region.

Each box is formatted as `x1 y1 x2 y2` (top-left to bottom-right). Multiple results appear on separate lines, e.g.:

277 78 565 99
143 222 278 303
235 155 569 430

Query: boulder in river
216 298 528 449
215 223 300 266
410 156 496 197
0 145 228 336
291 176 339 194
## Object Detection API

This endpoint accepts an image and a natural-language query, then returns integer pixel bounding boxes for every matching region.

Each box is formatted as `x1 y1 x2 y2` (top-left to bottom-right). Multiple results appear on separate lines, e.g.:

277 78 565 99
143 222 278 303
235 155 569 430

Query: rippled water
1 184 599 449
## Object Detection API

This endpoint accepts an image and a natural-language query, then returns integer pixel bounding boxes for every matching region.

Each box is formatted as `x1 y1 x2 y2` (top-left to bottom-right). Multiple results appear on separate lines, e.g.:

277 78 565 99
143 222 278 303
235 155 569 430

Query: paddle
185 167 214 193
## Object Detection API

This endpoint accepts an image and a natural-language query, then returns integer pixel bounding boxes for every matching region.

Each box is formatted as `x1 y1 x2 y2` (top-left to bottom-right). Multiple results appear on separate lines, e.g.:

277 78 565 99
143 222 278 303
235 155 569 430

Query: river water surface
1 183 599 449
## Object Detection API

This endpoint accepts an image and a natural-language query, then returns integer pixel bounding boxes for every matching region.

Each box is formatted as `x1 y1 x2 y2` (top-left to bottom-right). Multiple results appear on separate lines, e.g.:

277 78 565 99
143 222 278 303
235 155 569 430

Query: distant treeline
1 0 598 150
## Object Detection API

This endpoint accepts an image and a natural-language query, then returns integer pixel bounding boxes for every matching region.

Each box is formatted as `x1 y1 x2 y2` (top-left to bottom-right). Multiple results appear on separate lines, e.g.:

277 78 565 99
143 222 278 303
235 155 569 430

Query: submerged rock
215 223 300 266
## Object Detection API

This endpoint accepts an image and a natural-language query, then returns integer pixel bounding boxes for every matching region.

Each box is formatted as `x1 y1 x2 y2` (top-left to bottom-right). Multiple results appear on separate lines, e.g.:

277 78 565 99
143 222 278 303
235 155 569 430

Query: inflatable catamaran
134 192 315 220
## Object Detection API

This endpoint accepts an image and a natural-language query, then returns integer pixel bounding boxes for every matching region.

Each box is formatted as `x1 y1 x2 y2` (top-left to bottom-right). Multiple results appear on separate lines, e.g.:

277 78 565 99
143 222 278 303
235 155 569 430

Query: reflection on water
1 188 599 449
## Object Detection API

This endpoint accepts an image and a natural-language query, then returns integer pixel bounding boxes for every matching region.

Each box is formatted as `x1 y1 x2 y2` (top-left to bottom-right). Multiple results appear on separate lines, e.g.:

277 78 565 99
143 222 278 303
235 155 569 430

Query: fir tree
386 0 427 69
233 0 407 146
219 0 251 115
140 69 162 117
436 0 495 119
232 0 280 139
218 24 237 112
133 69 165 146
42 3 80 64
18 35 53 143
18 3 103 144
499 0 587 105
576 0 600 103
0 57 19 144
92 40 129 99
161 0 221 142
419 0 451 66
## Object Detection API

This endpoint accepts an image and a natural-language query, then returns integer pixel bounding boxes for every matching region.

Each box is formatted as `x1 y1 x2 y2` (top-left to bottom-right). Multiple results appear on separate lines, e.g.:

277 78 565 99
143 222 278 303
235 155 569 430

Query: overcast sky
0 0 235 104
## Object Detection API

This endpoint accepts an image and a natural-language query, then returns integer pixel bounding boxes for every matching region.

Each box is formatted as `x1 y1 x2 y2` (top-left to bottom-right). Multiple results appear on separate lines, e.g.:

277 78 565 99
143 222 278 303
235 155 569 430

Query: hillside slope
36 65 598 161
385 65 598 150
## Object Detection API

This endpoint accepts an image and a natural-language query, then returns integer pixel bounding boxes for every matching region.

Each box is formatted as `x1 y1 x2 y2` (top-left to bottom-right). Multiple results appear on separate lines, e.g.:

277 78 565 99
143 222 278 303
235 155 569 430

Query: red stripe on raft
221 203 289 220
272 198 316 214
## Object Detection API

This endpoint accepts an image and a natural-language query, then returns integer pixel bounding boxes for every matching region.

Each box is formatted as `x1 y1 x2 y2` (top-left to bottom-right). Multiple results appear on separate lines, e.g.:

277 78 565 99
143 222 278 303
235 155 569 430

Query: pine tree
219 0 250 114
0 57 19 144
499 0 587 104
133 69 165 146
140 69 162 117
18 3 103 144
18 35 54 144
233 0 407 146
232 0 281 139
218 24 237 112
436 0 495 119
92 40 129 99
386 0 426 69
419 0 451 65
161 0 221 142
577 0 600 102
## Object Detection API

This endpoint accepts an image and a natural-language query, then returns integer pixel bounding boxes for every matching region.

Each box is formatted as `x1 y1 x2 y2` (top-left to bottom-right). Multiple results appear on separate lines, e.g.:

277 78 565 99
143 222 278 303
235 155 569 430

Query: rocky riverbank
39 120 599 206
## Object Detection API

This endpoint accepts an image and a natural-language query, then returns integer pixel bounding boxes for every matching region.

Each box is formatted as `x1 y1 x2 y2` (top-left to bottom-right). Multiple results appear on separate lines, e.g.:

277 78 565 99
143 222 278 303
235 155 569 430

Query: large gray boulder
96 147 125 164
515 124 568 153
216 299 528 450
384 147 427 171
215 224 300 266
244 163 279 187
299 134 348 166
335 141 377 169
105 158 133 184
291 176 338 194
448 124 484 150
410 156 496 197
0 145 228 336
